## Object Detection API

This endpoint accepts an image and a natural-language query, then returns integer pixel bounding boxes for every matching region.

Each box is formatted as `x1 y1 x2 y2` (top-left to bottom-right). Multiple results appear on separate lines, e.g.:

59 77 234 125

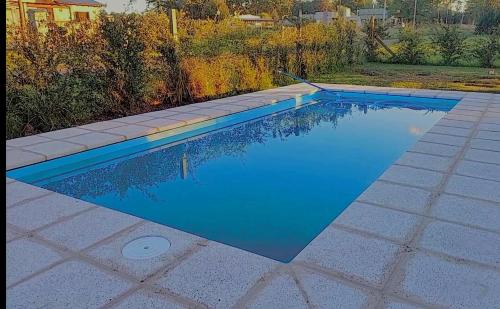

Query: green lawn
310 62 500 93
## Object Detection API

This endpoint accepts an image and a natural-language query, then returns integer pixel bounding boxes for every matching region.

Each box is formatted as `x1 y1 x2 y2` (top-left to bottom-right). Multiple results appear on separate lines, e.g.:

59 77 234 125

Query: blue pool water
8 91 457 262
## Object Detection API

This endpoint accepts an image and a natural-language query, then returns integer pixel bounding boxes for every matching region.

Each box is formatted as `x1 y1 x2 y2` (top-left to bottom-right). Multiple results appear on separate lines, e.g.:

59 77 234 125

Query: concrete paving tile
155 241 277 309
6 149 46 170
247 273 307 309
476 130 500 141
6 260 133 308
7 193 95 230
457 100 490 106
190 101 227 108
463 92 494 99
420 132 467 146
479 123 500 132
23 140 86 159
380 165 445 190
357 181 431 213
6 135 52 147
453 105 486 111
7 238 64 286
448 109 482 117
464 148 500 164
359 86 390 94
165 113 210 124
392 252 500 308
428 125 471 137
6 181 52 208
418 221 500 267
335 202 420 243
396 152 454 172
216 95 256 102
265 93 298 100
435 92 464 99
458 97 488 105
87 222 201 280
383 299 424 309
104 124 158 139
39 127 92 139
295 227 400 286
169 105 203 113
412 90 442 98
431 194 500 232
456 160 500 181
481 116 500 125
113 289 185 309
210 104 250 113
297 271 371 309
113 114 156 124
443 114 480 122
409 141 460 157
39 207 141 251
445 175 500 203
189 108 231 118
435 119 475 129
79 120 126 131
485 112 500 118
141 110 180 118
232 100 268 109
66 132 126 149
136 118 186 131
470 138 500 152
6 177 15 184
6 227 23 242
388 90 416 96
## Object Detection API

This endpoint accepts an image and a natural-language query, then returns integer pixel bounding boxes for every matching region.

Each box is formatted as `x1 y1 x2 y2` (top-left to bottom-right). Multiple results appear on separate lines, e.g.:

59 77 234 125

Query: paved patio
5 83 500 308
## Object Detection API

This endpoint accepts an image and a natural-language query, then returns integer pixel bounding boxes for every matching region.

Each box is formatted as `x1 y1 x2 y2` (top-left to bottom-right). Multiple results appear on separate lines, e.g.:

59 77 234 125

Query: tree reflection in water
43 98 435 200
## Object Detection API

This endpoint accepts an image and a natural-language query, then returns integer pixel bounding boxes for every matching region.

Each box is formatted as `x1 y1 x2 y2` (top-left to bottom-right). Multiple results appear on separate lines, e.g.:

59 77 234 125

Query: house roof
55 0 105 7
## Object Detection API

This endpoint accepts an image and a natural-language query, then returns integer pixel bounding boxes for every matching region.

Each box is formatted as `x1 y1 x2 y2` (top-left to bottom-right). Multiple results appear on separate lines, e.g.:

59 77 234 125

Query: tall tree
147 0 230 19
318 0 335 11
387 0 434 23
466 0 500 24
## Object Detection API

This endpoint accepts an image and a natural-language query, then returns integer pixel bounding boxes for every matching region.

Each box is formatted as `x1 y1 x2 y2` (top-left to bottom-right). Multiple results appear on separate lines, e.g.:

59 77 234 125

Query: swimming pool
7 91 457 262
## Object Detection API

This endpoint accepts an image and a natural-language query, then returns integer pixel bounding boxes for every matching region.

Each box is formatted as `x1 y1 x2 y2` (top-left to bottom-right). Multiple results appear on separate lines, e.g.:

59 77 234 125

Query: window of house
74 12 90 22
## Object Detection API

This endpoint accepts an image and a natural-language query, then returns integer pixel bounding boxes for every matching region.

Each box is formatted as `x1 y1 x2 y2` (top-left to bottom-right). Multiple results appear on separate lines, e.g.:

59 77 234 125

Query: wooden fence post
169 8 178 42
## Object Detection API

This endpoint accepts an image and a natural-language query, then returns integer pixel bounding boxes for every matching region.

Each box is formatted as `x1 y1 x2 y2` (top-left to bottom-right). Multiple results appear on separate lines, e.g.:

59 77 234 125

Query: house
6 0 105 32
357 8 389 23
302 8 362 27
236 14 275 28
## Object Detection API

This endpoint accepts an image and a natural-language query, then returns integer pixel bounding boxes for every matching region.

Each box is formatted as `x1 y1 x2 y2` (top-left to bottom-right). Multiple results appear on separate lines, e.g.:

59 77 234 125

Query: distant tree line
143 0 500 27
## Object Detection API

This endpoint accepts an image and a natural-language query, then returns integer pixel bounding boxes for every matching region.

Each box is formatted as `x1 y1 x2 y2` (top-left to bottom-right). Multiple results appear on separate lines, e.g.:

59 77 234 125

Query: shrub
100 13 147 113
472 35 500 68
433 25 465 65
475 10 500 35
392 28 426 65
6 24 110 138
182 53 272 100
6 13 363 138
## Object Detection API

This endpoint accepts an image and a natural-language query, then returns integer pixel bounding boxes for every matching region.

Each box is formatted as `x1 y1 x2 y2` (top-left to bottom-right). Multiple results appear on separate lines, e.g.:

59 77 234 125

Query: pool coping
6 83 500 308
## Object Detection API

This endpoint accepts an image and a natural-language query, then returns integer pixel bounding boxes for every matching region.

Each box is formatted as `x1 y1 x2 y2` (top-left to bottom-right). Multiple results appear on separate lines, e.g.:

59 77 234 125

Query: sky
99 0 148 13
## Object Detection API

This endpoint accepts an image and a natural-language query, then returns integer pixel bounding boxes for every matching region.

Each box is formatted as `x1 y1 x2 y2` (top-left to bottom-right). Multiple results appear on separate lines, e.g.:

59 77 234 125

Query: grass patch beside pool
311 63 500 93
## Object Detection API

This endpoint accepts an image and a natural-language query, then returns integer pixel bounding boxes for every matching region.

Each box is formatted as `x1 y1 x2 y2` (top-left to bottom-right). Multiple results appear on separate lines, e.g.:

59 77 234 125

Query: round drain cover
122 236 171 260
